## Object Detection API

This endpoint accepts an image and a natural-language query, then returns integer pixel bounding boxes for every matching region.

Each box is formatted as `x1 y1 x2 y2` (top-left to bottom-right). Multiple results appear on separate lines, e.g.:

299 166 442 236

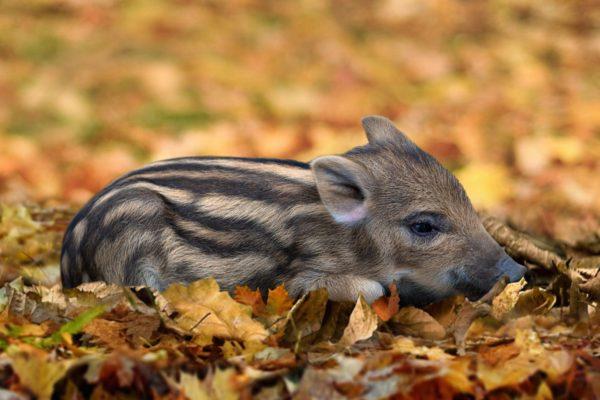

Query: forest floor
0 205 598 399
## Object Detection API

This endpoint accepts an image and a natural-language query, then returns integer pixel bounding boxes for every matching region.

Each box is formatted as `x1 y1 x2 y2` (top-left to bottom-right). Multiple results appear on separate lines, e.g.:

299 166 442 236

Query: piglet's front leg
305 275 386 304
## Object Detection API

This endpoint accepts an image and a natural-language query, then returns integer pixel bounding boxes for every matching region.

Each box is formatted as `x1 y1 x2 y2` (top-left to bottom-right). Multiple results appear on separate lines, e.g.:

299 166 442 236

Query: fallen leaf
179 372 210 400
211 368 240 400
513 288 556 316
389 307 446 340
371 283 399 322
339 295 378 346
477 329 574 391
491 278 527 320
265 285 293 316
391 337 453 361
234 286 265 316
162 279 268 342
8 347 70 400
282 288 328 345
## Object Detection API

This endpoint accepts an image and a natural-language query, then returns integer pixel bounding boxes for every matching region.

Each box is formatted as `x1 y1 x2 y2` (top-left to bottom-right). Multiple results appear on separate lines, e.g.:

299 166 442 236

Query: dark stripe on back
163 198 288 254
158 156 310 169
119 158 310 184
118 176 320 206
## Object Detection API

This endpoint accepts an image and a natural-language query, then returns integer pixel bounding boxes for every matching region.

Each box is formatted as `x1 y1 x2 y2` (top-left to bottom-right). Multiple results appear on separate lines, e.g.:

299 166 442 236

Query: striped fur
61 116 525 305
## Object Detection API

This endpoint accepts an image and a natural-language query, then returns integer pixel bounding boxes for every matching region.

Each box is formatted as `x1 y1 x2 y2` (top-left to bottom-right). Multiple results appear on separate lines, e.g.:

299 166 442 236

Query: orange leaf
372 283 400 322
234 285 265 315
266 285 293 316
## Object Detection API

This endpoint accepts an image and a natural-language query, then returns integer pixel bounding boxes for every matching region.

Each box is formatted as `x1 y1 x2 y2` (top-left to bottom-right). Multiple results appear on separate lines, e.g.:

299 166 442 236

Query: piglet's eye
410 222 436 236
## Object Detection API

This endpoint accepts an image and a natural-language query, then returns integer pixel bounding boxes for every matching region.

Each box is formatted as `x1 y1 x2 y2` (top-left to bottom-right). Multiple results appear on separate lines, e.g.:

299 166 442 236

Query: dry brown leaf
425 295 466 329
476 329 574 391
83 319 129 348
265 285 294 316
233 286 265 316
162 278 268 342
338 295 378 346
371 283 399 322
513 288 556 316
389 306 446 340
491 278 526 320
282 288 328 345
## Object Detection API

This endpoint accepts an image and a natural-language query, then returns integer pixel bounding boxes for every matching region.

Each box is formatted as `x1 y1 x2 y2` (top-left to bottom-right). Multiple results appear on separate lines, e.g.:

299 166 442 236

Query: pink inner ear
332 204 367 224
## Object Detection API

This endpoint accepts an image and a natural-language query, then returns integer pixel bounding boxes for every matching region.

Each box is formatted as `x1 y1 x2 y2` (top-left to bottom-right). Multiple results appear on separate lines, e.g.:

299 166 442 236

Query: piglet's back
60 157 325 292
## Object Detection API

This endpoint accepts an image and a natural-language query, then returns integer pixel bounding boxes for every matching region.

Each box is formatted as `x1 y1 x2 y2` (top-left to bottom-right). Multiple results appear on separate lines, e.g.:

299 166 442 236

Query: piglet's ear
310 155 369 225
361 115 410 145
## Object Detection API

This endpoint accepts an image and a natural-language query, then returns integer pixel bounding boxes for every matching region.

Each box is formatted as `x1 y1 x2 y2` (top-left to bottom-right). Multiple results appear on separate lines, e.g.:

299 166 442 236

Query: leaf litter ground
0 205 598 399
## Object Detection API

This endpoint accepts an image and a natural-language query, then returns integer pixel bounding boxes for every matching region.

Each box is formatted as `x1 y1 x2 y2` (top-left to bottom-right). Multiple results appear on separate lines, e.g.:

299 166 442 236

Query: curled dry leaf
338 295 378 347
162 278 268 342
513 288 556 316
491 278 526 320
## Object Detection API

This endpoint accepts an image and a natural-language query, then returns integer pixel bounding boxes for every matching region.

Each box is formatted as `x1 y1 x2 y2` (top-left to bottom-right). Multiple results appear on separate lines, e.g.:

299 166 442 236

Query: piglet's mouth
447 269 499 301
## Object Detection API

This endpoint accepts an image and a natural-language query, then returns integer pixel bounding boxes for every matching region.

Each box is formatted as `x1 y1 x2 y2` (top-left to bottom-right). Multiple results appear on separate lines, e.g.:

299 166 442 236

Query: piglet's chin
393 276 453 307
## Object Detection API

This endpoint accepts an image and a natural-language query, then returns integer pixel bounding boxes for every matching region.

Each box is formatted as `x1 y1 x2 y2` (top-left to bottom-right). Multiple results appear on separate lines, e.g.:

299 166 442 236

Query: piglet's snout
497 256 527 282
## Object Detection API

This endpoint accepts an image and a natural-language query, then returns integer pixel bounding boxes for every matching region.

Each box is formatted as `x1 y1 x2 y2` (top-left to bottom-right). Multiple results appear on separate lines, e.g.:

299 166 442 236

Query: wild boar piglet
61 116 526 306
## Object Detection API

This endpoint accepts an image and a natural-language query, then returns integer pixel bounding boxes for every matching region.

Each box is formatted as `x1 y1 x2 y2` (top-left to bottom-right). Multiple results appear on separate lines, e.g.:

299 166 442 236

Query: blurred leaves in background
0 0 598 242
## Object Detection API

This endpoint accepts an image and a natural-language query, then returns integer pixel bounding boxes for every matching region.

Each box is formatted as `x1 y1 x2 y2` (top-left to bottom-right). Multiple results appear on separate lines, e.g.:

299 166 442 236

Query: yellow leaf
212 368 239 400
477 330 574 391
162 278 268 342
179 372 210 400
391 337 452 361
8 348 70 400
339 295 378 346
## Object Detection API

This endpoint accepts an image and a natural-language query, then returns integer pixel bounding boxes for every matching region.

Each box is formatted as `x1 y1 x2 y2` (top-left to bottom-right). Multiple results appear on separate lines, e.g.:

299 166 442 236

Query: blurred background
0 0 598 247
